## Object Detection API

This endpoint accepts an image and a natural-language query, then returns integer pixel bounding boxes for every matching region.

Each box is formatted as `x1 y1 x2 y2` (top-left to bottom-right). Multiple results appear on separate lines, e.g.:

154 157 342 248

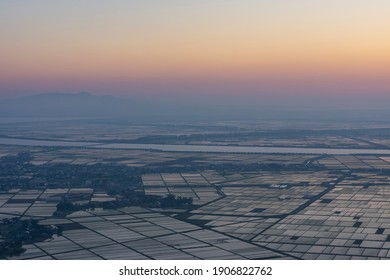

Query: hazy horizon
1 0 390 112
2 91 390 111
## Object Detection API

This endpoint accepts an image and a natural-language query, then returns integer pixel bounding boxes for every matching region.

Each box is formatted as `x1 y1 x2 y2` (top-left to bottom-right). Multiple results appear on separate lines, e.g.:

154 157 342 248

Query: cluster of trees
54 192 193 217
0 218 60 259
160 194 193 208
0 152 143 191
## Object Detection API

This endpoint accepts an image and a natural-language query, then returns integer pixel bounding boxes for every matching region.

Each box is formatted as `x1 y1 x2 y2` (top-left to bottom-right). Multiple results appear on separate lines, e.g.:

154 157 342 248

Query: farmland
1 118 390 259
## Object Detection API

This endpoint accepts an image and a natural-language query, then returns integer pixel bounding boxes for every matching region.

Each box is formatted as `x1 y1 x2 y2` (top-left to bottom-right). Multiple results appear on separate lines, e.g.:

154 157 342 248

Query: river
1 137 390 155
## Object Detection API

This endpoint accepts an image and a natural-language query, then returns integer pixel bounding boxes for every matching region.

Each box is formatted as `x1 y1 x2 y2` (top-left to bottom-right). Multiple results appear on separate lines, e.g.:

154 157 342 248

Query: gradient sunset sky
1 0 390 107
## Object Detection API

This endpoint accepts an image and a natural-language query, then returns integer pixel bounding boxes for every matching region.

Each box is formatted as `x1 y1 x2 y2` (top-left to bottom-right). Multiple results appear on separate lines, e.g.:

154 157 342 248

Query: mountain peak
78 91 92 97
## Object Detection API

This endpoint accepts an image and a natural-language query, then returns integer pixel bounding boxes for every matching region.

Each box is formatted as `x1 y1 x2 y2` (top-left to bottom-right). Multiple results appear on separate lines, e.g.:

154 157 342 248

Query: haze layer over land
1 92 390 122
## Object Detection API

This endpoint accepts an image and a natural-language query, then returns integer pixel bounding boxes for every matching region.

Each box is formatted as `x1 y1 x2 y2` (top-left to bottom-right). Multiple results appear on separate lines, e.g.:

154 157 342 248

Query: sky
1 0 390 108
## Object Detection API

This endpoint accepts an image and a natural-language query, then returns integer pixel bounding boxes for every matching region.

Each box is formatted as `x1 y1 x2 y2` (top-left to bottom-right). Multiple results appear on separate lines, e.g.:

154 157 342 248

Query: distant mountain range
1 92 389 121
0 92 140 118
0 92 265 120
0 92 229 120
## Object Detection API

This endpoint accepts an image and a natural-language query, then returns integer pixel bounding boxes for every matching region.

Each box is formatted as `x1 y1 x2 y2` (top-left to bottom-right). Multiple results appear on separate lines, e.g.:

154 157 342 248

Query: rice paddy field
2 119 390 259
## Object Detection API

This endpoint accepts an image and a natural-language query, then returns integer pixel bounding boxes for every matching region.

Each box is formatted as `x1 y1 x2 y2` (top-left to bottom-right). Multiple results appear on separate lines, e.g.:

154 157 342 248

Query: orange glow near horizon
1 0 390 98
